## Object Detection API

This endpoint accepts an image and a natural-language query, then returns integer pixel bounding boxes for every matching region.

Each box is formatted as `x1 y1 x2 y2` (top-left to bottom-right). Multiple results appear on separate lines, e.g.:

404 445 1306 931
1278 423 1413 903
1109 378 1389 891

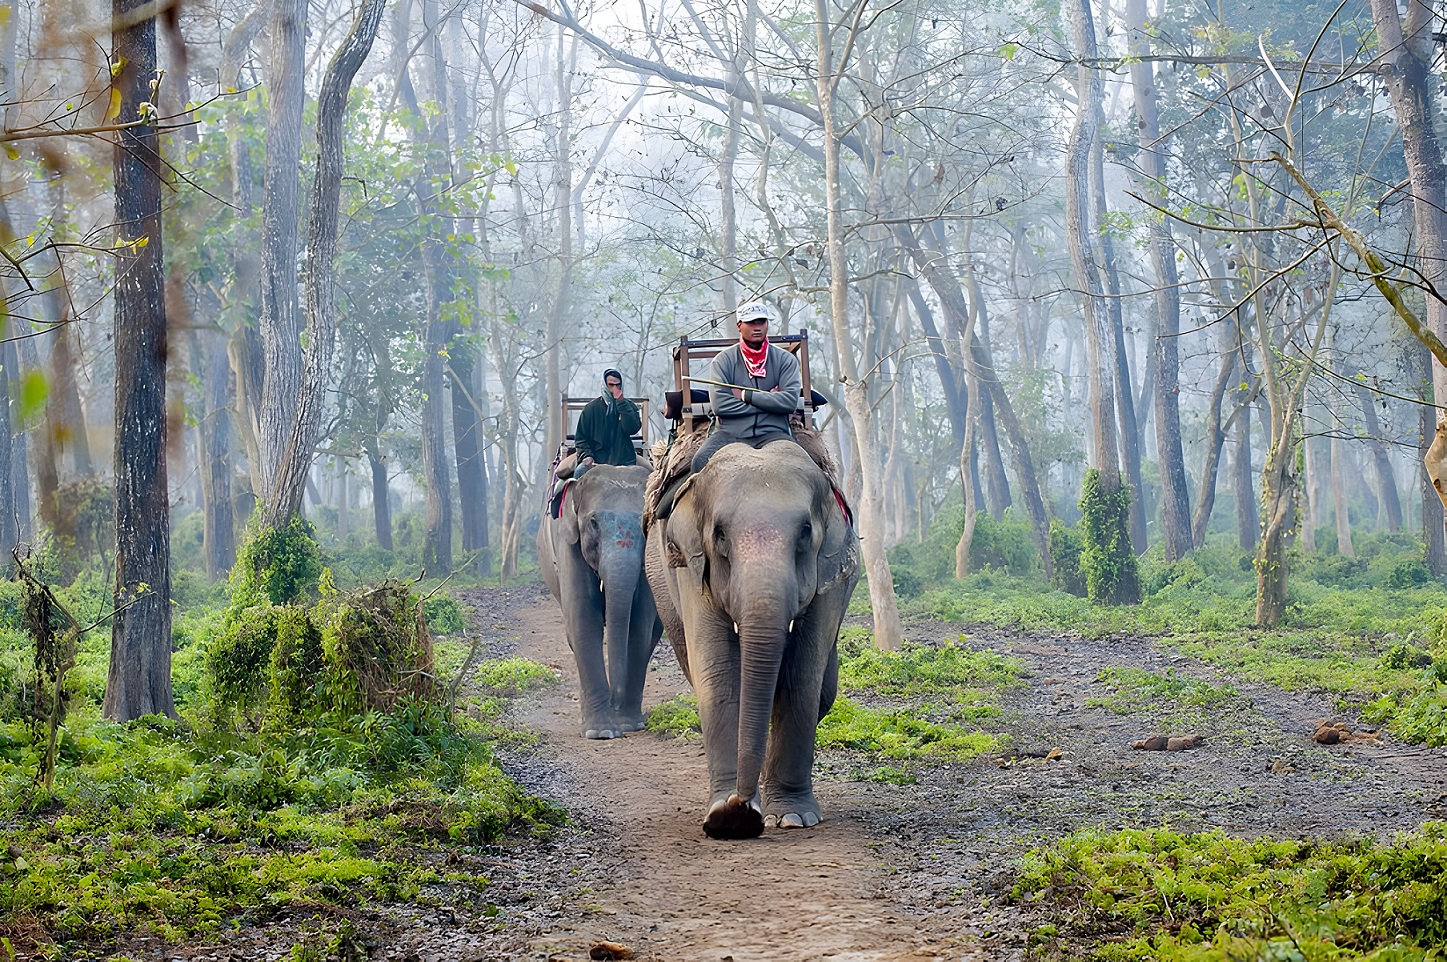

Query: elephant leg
566 599 622 739
613 587 661 732
683 602 761 838
760 629 830 830
646 525 691 682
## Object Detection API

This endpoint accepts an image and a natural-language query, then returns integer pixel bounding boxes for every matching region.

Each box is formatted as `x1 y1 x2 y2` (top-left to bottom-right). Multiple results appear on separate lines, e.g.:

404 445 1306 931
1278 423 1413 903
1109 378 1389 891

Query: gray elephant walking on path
538 463 663 739
645 442 860 839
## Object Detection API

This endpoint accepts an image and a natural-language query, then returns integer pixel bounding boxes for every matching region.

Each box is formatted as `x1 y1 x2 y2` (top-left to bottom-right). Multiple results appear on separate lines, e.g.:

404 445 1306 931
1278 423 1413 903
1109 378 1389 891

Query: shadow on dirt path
463 587 1447 962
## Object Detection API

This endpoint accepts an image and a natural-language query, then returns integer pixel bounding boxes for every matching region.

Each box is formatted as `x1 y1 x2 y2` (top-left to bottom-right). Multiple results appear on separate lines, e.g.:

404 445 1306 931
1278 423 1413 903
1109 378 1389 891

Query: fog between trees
0 0 1443 715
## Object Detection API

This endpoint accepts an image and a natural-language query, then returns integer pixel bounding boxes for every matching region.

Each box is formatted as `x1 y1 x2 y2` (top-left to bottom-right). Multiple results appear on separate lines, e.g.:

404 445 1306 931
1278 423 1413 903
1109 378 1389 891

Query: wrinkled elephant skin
538 464 663 739
645 443 860 838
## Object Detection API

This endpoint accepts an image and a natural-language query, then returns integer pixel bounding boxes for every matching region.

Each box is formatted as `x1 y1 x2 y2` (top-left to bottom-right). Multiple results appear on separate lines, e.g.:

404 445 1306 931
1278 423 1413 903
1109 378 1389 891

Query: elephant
538 463 663 739
645 441 860 839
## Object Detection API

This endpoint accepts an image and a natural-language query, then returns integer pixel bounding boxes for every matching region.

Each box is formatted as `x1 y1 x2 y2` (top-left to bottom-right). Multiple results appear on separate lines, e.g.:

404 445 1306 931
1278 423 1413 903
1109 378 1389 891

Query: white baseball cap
737 301 773 323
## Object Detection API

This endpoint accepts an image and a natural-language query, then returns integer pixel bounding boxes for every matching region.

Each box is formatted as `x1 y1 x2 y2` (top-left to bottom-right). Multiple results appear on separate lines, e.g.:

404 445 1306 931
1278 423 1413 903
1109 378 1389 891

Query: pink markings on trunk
614 521 635 548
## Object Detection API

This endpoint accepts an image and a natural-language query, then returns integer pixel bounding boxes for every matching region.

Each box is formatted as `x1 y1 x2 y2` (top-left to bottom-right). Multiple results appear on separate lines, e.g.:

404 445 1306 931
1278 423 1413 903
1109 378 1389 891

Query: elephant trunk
735 617 788 804
599 539 645 708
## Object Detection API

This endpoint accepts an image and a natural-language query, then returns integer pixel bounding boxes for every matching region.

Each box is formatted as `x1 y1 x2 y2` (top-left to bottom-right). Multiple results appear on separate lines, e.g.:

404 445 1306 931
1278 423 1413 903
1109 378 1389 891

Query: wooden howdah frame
668 330 818 432
557 395 652 456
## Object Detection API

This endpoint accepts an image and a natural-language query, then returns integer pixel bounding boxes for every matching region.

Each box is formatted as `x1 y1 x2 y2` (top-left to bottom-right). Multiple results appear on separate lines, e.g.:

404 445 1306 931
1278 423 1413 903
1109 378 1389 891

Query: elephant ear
667 480 709 597
558 479 582 545
817 491 858 595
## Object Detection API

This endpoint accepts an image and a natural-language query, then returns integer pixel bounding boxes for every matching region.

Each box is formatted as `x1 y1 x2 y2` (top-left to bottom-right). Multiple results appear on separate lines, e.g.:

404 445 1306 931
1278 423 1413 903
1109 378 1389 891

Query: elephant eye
712 524 729 555
797 522 813 550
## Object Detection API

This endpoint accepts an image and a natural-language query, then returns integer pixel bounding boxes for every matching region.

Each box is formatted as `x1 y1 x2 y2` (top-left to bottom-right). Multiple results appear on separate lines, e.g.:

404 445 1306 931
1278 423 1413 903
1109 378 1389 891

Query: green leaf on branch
18 369 49 423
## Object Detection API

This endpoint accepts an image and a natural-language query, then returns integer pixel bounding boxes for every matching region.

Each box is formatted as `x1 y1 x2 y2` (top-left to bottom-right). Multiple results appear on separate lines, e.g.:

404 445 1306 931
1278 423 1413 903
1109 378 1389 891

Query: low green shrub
817 695 998 761
423 594 467 635
646 693 701 735
233 514 324 607
1012 824 1447 958
1049 519 1086 597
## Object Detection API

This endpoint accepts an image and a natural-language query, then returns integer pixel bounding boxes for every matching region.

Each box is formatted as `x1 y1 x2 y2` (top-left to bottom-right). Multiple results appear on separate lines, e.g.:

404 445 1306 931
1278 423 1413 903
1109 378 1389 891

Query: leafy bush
422 594 467 635
889 506 1039 596
1049 519 1086 596
645 693 700 735
1381 643 1433 671
817 695 998 761
321 581 435 714
233 514 324 607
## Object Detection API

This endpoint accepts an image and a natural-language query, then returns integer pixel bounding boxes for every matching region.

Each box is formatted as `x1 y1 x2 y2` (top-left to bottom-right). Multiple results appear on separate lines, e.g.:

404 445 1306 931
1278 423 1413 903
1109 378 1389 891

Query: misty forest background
3 0 1447 952
1 0 1446 713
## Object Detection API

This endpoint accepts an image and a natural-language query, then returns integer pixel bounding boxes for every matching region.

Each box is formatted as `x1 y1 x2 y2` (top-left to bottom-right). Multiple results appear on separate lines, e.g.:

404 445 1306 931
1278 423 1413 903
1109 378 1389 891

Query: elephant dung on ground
645 442 860 839
538 463 663 739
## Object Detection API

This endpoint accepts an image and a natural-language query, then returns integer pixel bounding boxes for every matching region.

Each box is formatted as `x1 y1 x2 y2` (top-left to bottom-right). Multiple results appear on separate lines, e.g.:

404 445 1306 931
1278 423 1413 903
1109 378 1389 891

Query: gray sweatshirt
707 342 803 441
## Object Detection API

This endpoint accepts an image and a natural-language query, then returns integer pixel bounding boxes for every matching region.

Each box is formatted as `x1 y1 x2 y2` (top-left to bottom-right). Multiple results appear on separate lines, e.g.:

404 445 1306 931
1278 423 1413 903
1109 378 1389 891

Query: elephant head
647 441 859 838
539 463 662 739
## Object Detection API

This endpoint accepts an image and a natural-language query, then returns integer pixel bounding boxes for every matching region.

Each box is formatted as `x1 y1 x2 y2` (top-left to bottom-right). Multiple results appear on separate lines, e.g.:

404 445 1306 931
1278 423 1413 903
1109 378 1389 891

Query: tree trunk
1065 0 1136 602
1092 117 1147 553
452 345 488 573
264 0 386 529
1418 344 1446 575
961 252 1012 520
199 329 236 577
7 337 29 544
1192 351 1238 547
1126 0 1191 560
368 446 394 552
255 0 307 511
1301 390 1322 553
221 0 269 503
1233 401 1257 551
1331 424 1354 557
813 0 903 650
0 310 16 570
106 0 174 721
1350 379 1402 531
1371 0 1447 408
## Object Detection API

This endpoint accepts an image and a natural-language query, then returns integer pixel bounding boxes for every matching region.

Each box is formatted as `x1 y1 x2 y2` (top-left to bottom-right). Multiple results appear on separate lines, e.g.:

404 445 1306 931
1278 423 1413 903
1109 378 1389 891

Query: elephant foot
764 810 821 829
615 709 649 733
763 791 821 830
703 792 764 840
582 711 623 740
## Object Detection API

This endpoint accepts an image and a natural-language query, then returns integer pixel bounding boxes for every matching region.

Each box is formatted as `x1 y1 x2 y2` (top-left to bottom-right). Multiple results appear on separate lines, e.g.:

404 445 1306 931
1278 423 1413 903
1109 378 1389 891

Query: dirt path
498 593 980 962
461 587 1447 962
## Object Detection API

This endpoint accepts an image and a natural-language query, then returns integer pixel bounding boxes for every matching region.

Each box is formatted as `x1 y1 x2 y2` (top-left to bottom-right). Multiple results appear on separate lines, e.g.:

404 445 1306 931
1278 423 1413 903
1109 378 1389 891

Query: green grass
645 693 701 736
0 653 566 954
894 534 1447 745
644 635 1017 762
816 695 999 761
1012 823 1447 959
1086 667 1243 729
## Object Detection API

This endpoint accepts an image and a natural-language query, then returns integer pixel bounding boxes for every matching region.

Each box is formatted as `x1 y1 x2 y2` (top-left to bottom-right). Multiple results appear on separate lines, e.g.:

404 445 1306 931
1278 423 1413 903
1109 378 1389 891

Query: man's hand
731 388 744 401
582 456 595 468
608 383 623 400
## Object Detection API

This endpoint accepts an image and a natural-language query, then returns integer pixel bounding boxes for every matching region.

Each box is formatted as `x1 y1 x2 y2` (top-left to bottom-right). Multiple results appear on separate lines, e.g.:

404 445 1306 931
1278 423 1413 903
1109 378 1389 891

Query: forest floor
153 583 1447 962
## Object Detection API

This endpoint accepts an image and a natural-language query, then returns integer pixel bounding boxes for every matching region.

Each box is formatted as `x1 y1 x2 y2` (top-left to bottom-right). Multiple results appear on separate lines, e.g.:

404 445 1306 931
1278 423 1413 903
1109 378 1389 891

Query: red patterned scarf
740 338 769 378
